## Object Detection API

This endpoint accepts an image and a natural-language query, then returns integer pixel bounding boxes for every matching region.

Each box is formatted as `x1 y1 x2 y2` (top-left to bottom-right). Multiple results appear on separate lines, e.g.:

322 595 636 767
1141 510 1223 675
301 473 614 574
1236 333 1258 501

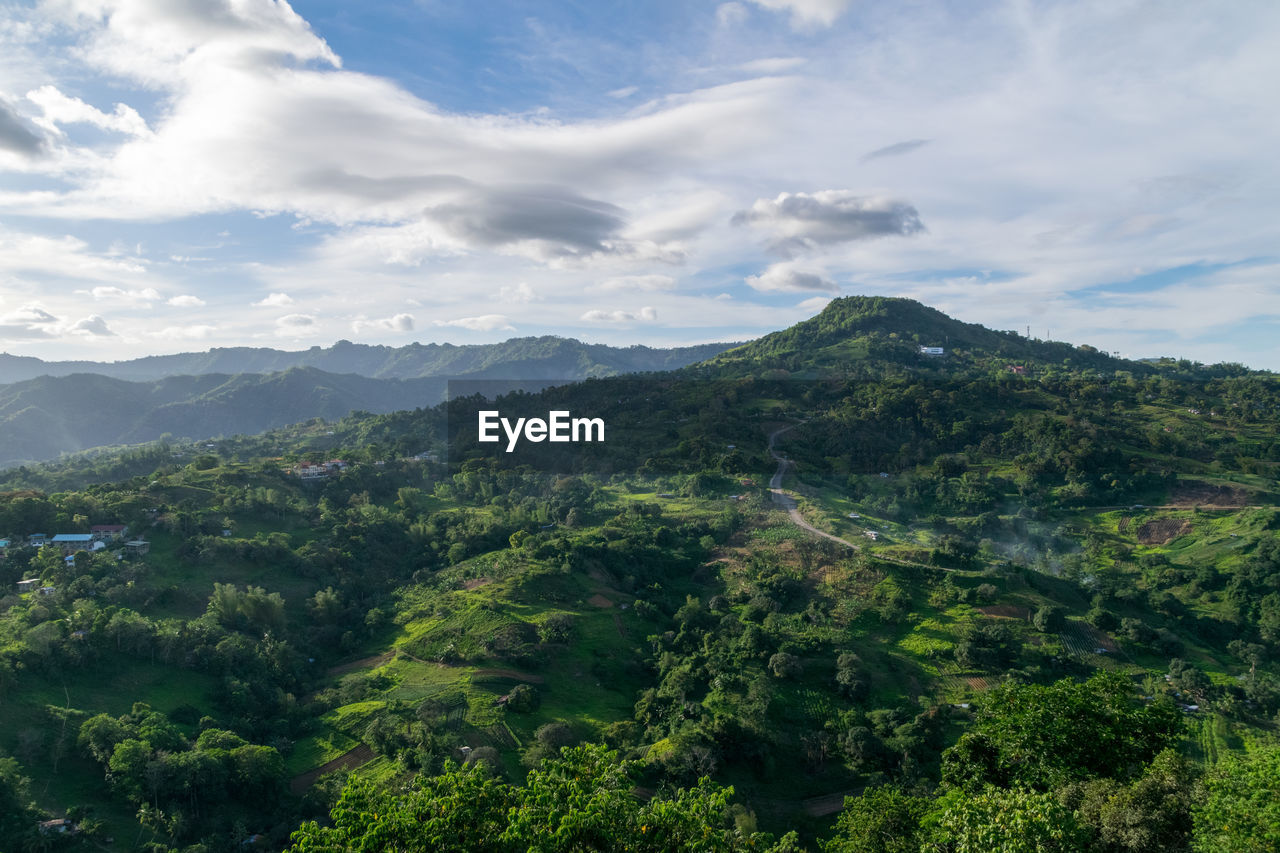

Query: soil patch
977 605 1031 620
462 577 491 590
587 593 614 608
1169 482 1251 508
1137 518 1192 545
290 744 374 794
325 652 394 677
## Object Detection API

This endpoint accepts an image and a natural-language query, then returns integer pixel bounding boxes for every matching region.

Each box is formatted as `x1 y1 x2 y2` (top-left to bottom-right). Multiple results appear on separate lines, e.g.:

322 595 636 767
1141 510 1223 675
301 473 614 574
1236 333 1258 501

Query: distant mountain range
0 336 737 384
0 337 740 467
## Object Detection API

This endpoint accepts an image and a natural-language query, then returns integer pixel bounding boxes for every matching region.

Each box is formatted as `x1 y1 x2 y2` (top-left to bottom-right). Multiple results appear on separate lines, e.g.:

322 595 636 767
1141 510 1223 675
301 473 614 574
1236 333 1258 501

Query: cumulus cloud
167 294 206 307
253 292 294 307
588 274 676 293
580 306 658 323
861 138 931 162
0 100 44 155
744 0 852 29
3 305 58 324
67 315 114 336
27 85 149 137
434 314 515 332
732 191 925 255
352 313 414 333
745 263 838 293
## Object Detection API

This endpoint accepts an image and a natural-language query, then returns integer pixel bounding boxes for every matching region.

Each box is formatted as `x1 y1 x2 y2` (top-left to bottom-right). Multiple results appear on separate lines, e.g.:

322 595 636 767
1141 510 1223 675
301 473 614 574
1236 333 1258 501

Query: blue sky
1 0 1279 367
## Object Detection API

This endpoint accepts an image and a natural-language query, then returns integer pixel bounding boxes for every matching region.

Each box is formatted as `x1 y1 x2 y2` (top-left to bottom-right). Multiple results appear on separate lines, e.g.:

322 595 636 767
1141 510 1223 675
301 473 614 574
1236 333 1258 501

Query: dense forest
1 297 1278 852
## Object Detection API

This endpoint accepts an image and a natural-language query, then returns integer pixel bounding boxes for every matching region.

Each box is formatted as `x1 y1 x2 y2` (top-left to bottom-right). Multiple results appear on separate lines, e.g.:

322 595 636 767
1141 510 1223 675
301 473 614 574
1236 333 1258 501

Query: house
919 346 945 356
294 459 349 480
1007 365 1027 375
39 586 56 596
52 533 94 554
124 540 150 557
411 452 440 463
28 533 48 547
91 524 128 540
38 819 78 835
0 538 8 561
17 579 39 593
865 531 879 541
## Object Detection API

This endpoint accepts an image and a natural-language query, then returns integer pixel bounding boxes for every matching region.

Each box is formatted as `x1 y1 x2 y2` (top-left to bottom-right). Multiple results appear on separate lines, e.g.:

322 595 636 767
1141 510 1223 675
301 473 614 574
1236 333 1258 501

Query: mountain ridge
0 335 741 384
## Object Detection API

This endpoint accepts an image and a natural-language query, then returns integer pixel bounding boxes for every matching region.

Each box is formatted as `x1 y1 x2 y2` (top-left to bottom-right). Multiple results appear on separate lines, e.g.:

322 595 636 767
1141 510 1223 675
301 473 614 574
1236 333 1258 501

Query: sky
0 0 1278 368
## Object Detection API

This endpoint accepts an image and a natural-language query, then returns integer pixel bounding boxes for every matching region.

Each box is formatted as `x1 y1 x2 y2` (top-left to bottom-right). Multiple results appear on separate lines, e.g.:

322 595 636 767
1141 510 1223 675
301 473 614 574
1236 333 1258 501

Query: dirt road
768 424 860 551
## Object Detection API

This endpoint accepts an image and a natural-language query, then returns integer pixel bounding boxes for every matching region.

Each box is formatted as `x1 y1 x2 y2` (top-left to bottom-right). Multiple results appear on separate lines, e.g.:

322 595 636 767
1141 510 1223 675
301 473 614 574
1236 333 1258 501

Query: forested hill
710 295 1154 376
0 368 451 468
0 336 738 384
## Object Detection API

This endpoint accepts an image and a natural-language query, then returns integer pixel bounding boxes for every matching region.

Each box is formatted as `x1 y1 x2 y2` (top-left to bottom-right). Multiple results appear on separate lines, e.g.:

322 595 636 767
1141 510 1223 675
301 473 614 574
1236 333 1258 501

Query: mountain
710 295 1140 375
0 336 739 384
0 368 455 467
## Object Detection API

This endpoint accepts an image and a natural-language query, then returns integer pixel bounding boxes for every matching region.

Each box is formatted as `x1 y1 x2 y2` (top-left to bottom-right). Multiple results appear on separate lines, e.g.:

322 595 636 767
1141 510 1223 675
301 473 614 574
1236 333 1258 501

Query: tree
925 786 1089 852
823 786 929 853
941 672 1181 790
1193 744 1280 852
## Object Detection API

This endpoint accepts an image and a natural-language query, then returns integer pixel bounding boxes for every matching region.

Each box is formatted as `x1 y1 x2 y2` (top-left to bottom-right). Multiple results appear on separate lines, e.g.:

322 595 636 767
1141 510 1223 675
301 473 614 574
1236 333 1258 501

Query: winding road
767 424 860 551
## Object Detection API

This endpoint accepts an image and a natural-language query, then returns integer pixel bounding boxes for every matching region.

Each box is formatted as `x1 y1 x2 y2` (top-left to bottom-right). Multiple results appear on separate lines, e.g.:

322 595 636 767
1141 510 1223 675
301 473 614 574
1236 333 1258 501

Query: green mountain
0 336 738 384
711 295 1137 375
0 368 451 467
2 295 1279 851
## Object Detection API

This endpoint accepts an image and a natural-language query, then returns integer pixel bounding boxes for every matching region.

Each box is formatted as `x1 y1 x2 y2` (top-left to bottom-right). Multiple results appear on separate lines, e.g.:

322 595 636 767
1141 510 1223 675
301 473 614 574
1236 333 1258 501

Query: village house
1007 365 1027 375
28 533 48 547
52 533 95 554
17 578 39 593
294 459 348 480
919 346 945 356
91 524 128 541
124 540 151 557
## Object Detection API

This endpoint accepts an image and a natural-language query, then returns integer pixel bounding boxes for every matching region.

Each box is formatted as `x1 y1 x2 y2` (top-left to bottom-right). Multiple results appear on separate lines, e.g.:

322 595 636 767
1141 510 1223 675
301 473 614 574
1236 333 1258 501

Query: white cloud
167 294 206 307
274 313 316 336
434 314 515 332
27 85 149 137
497 282 537 303
352 313 414 333
67 315 114 336
580 306 658 323
253 292 294 307
2 305 58 325
745 263 837 293
737 57 806 75
607 86 638 99
798 295 832 312
588 274 677 294
716 2 750 27
80 285 161 302
743 0 852 29
153 324 216 340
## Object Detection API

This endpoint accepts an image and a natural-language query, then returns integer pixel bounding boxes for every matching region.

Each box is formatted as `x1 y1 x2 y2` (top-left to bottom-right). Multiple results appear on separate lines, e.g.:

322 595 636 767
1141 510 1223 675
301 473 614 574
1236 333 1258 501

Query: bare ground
1137 518 1193 545
290 744 374 794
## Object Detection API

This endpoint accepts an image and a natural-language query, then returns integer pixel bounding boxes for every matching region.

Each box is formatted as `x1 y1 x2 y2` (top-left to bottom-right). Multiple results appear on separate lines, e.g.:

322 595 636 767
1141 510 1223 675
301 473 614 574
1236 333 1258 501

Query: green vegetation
0 296 1277 850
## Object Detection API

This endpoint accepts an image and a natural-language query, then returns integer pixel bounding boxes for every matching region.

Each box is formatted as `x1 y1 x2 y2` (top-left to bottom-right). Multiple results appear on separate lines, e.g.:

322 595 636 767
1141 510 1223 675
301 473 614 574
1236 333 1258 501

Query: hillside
1 296 1278 851
0 336 739 384
0 368 452 467
711 295 1144 376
